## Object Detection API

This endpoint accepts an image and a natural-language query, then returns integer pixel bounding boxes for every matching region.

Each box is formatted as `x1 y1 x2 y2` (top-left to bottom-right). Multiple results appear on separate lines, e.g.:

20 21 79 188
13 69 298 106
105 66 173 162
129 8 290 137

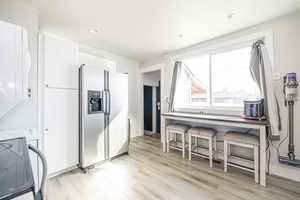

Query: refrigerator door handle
128 118 131 144
103 90 107 114
107 90 111 114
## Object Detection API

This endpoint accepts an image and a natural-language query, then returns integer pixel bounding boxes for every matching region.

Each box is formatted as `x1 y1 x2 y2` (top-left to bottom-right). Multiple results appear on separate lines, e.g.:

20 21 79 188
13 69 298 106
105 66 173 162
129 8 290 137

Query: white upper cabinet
0 21 31 118
42 34 79 89
79 52 116 72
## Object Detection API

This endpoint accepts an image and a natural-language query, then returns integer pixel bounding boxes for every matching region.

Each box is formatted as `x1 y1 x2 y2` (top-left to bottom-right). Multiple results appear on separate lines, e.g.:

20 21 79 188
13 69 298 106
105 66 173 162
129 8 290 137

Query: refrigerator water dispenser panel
88 90 103 114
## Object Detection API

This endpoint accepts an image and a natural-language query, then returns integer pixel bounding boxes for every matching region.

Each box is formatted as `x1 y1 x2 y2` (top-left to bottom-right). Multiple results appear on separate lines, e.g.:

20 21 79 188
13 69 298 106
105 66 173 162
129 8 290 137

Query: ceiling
27 0 300 62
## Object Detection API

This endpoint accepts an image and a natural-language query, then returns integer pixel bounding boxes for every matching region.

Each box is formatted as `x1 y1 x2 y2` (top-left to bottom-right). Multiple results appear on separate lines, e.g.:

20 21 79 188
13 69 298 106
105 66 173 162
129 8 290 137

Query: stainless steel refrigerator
79 64 129 171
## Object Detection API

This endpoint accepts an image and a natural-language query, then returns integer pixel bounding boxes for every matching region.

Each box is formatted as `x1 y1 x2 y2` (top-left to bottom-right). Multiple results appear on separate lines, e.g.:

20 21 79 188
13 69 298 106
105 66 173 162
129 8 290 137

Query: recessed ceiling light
178 34 183 38
89 29 100 34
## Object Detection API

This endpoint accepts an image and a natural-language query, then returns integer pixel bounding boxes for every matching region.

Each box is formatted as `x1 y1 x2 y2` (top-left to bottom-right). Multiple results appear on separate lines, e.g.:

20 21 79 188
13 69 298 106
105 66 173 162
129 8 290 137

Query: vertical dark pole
288 101 295 160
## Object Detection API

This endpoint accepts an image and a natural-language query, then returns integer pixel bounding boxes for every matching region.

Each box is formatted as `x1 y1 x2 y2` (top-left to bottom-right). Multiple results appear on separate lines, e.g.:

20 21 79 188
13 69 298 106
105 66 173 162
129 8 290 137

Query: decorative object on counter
188 127 217 167
243 98 265 119
244 98 264 117
223 131 260 184
198 111 208 115
278 72 300 167
166 124 190 159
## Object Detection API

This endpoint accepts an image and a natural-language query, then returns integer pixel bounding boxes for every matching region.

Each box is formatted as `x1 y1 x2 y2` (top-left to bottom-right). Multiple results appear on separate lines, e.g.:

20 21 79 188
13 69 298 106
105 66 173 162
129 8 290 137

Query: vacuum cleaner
279 72 300 167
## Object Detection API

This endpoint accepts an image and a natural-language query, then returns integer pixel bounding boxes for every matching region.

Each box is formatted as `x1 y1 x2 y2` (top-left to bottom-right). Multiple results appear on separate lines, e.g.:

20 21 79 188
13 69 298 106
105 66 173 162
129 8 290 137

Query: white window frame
169 30 274 116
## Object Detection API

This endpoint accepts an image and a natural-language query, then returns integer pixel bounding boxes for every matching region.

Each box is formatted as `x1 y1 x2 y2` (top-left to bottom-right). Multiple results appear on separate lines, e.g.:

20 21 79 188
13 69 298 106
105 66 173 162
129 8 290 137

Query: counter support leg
162 118 167 152
260 126 266 186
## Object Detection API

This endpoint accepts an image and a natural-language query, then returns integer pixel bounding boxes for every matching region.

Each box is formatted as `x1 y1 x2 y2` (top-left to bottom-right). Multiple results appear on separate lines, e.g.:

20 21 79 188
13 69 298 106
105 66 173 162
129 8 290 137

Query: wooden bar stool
166 124 190 159
223 131 260 184
188 127 217 168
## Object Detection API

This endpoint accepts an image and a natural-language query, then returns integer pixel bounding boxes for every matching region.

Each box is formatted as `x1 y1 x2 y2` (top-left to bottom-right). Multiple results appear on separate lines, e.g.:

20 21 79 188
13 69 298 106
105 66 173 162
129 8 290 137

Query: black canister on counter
243 98 264 117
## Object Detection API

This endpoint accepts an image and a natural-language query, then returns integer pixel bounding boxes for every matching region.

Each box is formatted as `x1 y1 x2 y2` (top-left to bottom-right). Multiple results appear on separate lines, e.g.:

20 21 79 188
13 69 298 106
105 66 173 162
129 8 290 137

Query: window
174 46 261 112
174 55 210 108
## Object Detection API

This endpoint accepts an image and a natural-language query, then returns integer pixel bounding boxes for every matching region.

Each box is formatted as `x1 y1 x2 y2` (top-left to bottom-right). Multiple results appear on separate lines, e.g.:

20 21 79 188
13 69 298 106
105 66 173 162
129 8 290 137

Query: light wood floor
47 136 300 200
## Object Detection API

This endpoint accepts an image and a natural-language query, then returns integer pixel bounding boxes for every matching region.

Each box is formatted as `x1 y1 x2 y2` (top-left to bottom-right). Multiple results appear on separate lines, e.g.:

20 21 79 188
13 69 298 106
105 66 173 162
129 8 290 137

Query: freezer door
108 72 129 158
80 65 106 169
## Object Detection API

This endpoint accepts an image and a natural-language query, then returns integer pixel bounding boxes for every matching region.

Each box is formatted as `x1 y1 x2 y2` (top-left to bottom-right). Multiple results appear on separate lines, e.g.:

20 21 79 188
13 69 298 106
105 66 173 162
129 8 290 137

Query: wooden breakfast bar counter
161 112 269 186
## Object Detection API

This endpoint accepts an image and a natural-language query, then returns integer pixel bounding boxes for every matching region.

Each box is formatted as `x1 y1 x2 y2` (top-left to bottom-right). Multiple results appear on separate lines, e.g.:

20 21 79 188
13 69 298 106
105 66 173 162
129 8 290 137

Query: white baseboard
270 164 300 182
48 165 78 179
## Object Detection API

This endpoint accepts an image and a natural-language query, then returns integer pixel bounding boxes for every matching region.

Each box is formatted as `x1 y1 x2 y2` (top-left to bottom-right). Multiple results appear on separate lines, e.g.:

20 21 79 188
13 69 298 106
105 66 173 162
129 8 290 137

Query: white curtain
168 61 182 112
249 40 281 134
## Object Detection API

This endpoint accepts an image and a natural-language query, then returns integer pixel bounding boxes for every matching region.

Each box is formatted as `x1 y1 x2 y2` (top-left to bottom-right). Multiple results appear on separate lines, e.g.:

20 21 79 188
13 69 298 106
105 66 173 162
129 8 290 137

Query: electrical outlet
273 72 282 80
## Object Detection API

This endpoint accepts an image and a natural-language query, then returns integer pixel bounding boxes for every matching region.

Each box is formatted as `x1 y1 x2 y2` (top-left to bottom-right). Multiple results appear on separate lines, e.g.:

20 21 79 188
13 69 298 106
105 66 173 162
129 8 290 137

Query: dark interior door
156 82 161 133
144 86 153 132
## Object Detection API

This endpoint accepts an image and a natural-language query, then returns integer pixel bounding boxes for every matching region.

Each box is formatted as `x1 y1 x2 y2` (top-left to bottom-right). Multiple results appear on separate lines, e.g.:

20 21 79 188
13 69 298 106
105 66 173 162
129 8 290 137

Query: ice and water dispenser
87 90 103 114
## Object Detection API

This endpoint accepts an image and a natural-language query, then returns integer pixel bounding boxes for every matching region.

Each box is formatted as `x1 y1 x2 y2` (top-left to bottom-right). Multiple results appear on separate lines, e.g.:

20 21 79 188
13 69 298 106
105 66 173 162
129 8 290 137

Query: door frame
139 64 164 138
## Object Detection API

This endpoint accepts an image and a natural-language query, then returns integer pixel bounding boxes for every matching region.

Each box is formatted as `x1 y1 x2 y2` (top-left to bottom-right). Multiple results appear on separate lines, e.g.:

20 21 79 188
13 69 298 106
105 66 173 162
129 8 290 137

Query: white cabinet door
43 34 79 89
44 88 79 175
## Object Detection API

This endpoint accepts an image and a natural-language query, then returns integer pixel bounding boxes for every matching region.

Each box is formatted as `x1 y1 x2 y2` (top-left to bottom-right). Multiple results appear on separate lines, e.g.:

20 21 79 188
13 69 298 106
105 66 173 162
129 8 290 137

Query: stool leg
195 137 198 153
214 136 217 160
254 145 259 184
167 130 170 153
209 137 213 168
182 133 185 159
175 133 177 148
189 134 192 160
224 140 228 172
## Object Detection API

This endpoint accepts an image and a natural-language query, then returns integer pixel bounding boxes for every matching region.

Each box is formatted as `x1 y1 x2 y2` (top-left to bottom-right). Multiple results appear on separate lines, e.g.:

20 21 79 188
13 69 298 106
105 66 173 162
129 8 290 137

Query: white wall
79 52 117 72
79 45 140 138
143 70 161 87
0 0 39 130
141 11 300 182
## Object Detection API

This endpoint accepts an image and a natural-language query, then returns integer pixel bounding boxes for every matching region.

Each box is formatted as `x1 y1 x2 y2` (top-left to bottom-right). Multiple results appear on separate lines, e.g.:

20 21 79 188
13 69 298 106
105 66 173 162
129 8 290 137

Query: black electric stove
0 137 35 200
